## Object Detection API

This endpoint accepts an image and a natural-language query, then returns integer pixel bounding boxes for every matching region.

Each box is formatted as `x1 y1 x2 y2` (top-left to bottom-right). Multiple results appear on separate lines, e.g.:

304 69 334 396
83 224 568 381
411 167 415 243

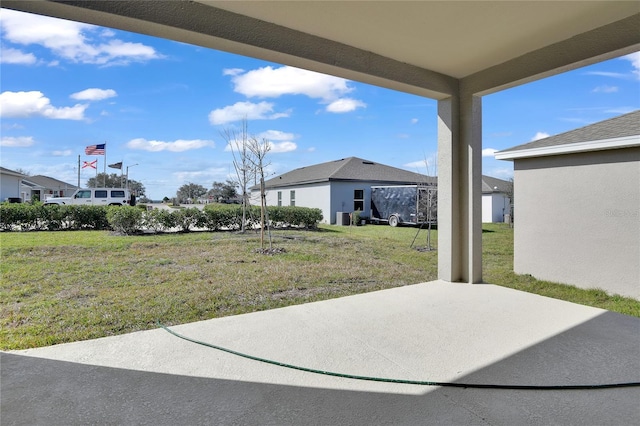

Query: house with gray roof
496 110 640 299
20 175 78 202
252 157 436 224
252 156 511 224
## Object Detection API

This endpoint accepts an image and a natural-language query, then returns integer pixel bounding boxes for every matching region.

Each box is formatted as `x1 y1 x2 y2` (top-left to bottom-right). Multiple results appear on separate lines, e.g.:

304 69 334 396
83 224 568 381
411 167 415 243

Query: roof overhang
495 135 640 160
2 1 638 99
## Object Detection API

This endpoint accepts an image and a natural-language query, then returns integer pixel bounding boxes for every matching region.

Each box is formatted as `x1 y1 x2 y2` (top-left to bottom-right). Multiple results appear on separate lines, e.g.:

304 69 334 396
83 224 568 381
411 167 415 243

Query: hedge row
0 203 323 234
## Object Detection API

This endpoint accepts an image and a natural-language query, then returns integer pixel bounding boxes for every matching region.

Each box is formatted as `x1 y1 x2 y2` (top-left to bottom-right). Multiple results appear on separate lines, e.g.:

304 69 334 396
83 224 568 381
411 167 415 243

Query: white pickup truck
44 188 135 206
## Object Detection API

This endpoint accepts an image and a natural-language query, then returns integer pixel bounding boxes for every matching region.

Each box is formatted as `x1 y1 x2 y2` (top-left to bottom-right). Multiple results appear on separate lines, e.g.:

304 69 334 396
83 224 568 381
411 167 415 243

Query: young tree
221 119 256 232
176 183 207 203
248 137 272 249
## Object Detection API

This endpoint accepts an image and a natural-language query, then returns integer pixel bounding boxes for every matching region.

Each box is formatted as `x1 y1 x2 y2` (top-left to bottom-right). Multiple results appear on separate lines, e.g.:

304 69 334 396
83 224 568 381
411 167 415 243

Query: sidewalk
2 281 639 425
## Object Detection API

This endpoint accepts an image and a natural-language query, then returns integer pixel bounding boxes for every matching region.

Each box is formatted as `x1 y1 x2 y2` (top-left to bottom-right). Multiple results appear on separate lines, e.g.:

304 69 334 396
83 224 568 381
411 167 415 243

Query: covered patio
1 1 639 424
3 281 639 424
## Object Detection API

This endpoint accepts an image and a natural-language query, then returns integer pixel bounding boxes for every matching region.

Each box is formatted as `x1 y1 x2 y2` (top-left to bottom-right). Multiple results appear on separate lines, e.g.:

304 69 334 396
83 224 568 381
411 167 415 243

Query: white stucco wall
260 183 332 223
1 173 22 202
259 181 384 224
513 147 640 299
482 193 510 223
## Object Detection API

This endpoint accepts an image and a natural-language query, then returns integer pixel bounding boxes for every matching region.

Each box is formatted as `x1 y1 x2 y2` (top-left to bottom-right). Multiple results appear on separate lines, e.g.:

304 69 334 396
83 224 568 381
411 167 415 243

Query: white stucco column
437 94 483 283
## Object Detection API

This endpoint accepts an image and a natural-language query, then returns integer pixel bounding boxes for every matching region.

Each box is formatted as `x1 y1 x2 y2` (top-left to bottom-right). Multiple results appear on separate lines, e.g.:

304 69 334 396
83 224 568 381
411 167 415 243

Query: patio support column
437 94 483 283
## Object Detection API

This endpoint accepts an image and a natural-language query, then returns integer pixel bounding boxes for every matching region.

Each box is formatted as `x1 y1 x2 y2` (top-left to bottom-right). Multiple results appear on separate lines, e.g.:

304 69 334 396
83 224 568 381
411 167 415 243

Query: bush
203 204 244 230
142 208 175 233
66 205 110 230
173 207 204 232
106 206 143 235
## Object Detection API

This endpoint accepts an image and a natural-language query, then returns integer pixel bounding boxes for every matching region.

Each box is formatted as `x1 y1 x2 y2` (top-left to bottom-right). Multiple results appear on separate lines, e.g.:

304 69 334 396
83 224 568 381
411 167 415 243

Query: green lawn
1 223 638 350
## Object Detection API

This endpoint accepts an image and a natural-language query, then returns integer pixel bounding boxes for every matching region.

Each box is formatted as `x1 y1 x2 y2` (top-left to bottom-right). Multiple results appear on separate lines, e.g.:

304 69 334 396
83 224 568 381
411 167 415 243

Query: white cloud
268 141 297 153
410 118 419 124
404 160 428 169
0 47 36 64
229 65 353 101
127 138 214 152
532 132 550 141
592 85 618 93
0 90 87 120
256 130 297 141
326 98 366 113
404 155 437 174
52 149 73 156
70 88 117 101
584 71 627 79
482 148 498 157
604 107 637 114
223 68 244 76
486 168 514 179
208 101 290 125
0 135 34 147
0 9 161 66
622 51 640 79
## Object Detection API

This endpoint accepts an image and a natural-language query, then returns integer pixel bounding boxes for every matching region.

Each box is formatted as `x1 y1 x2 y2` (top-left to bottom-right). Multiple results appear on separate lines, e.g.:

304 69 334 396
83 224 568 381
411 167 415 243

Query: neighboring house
496 110 640 299
20 175 78 202
252 157 436 224
481 175 512 223
0 167 25 202
251 156 511 225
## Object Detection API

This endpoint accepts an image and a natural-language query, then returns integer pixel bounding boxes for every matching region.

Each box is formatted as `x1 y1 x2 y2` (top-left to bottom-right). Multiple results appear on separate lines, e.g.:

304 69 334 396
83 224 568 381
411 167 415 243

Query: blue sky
1 9 639 200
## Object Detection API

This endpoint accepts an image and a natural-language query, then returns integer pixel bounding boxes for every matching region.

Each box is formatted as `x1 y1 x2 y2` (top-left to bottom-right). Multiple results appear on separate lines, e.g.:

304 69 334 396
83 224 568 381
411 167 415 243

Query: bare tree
220 119 256 233
248 137 272 249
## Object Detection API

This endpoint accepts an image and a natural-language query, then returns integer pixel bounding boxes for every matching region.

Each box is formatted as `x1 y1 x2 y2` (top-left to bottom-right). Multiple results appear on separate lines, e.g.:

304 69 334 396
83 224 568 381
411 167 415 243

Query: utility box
336 212 350 226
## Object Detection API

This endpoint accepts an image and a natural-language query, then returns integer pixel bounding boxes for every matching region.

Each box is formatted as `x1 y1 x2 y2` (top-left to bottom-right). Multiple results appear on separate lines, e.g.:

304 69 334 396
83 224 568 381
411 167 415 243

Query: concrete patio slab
2 280 639 425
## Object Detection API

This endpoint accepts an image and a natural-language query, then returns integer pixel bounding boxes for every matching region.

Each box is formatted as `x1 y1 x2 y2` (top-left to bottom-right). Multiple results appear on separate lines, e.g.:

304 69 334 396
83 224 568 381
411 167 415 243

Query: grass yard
1 223 638 350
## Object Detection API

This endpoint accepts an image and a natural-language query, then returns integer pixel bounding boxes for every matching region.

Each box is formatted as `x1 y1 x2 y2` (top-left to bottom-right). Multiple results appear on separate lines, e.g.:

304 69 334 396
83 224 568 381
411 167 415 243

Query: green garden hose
159 322 640 390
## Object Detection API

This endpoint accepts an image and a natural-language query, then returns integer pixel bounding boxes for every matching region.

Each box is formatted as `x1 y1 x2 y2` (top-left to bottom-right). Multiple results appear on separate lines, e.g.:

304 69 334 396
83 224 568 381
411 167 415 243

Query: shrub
106 206 143 235
142 208 175 233
173 207 204 232
67 206 110 230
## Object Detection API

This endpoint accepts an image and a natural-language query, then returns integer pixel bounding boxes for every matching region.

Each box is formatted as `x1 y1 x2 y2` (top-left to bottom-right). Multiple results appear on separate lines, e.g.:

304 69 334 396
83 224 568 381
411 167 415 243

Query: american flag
85 143 106 155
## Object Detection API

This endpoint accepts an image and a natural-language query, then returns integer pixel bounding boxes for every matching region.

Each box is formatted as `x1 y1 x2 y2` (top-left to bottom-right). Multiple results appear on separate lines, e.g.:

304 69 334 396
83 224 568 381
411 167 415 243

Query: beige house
496 110 640 299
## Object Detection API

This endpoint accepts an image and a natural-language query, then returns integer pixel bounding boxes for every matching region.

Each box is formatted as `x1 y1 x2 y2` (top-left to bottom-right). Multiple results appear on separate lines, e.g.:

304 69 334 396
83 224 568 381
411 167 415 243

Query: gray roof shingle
261 157 436 189
498 110 640 154
258 156 510 193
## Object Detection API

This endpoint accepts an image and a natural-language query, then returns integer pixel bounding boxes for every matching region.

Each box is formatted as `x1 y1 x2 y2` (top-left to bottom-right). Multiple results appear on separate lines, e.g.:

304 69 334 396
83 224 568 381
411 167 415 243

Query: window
290 190 295 206
95 190 108 198
354 189 364 211
111 190 125 198
75 190 91 199
277 191 282 207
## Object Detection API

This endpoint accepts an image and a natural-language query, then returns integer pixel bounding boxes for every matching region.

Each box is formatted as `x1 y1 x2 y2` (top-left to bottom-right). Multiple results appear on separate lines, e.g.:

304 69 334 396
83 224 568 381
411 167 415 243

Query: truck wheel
388 215 399 227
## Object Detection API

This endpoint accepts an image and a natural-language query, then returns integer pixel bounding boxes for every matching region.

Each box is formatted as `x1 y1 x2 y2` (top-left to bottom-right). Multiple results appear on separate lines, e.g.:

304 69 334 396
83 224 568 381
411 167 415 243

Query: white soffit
206 1 639 78
2 1 639 98
494 135 640 160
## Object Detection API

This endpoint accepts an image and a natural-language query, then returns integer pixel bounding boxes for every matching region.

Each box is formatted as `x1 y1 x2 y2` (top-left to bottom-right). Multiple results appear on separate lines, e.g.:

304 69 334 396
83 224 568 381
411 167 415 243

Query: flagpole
77 155 81 187
103 142 107 187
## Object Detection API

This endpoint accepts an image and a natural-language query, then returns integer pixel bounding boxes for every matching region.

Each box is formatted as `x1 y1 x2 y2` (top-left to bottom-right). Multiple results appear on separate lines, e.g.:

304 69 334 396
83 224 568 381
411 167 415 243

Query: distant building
21 175 78 201
251 156 511 224
0 167 25 202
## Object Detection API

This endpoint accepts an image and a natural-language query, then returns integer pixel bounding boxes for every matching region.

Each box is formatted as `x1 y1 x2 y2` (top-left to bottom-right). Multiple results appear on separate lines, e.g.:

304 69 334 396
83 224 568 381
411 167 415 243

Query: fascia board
495 135 640 160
